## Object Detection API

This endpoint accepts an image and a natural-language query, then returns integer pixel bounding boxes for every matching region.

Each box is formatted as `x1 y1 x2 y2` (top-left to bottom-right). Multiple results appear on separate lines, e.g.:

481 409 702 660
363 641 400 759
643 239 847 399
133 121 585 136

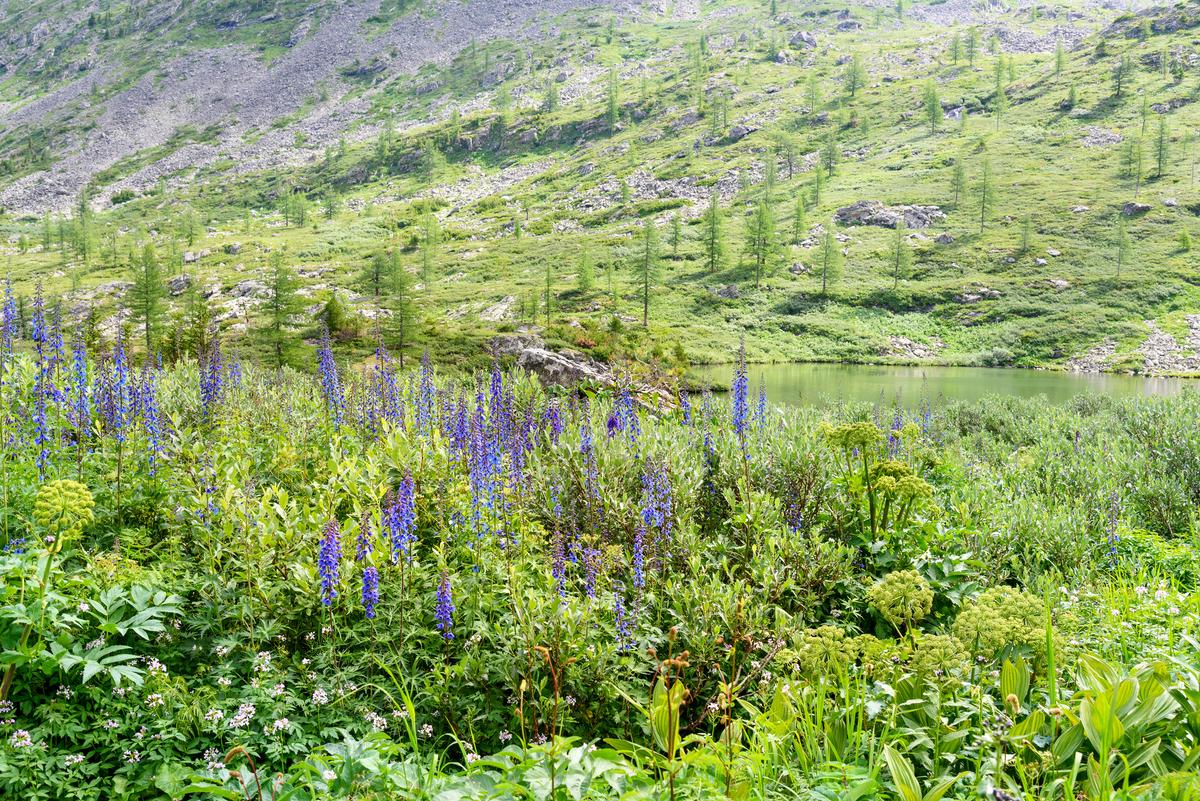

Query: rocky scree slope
0 0 662 214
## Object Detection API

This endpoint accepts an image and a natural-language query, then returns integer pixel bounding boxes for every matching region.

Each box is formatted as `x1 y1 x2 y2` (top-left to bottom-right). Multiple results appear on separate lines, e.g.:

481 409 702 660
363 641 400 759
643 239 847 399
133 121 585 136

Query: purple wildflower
416 350 436 435
140 364 163 477
544 401 563 444
69 328 89 434
385 473 417 563
435 572 455 640
318 519 341 606
731 341 749 444
632 523 646 592
356 511 375 562
361 567 379 619
200 337 223 419
317 327 343 429
31 286 50 478
579 399 599 501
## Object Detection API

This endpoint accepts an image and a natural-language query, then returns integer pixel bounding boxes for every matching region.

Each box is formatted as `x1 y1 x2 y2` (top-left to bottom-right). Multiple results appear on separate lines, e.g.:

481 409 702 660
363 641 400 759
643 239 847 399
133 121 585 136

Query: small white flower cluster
217 677 232 688
269 682 285 698
10 730 33 748
145 693 165 708
364 711 388 731
419 723 434 738
123 750 141 764
56 685 73 700
228 703 256 730
85 637 106 651
213 645 232 658
499 730 513 743
102 719 120 730
64 754 85 767
203 747 223 772
270 717 289 733
204 709 225 724
253 651 273 673
311 688 329 705
145 657 168 679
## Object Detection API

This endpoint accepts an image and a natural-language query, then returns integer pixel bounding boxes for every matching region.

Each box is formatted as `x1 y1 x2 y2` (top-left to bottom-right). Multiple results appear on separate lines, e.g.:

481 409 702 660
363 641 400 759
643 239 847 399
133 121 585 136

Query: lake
689 363 1194 407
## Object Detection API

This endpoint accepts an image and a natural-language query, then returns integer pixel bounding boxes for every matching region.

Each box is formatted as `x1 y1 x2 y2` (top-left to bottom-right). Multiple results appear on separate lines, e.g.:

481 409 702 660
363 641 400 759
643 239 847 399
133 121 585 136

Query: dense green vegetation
3 296 1200 797
7 1 1200 798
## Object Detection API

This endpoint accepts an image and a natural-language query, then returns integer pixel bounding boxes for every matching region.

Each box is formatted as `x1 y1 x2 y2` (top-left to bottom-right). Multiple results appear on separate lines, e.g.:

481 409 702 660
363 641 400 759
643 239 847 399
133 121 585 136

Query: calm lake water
690 363 1194 407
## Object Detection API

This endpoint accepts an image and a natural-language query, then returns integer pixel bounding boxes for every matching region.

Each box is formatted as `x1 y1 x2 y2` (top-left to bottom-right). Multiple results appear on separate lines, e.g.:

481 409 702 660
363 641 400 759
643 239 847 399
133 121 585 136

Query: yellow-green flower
34 480 95 554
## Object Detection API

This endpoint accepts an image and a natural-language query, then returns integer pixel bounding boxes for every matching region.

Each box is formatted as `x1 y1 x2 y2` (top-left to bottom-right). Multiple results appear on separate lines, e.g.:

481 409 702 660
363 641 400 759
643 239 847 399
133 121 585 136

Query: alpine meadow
7 1 1200 800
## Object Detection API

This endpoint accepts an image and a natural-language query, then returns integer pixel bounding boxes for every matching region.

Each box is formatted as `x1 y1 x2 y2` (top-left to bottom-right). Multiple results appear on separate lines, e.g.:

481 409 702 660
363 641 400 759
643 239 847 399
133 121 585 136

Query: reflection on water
689 363 1193 407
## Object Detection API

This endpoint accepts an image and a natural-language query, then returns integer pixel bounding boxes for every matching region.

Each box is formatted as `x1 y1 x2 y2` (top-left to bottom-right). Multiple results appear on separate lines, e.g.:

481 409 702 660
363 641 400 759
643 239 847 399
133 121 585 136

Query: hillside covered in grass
3 0 1200 374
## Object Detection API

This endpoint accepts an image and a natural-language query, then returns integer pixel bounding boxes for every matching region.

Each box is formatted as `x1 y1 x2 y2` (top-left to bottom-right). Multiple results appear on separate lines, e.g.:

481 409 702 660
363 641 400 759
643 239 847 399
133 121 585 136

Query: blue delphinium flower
356 510 375 562
316 327 344 429
449 393 470 463
69 327 90 435
386 473 417 564
617 386 640 450
361 567 379 620
31 286 50 478
606 410 622 438
435 572 455 640
550 483 566 599
318 519 341 606
0 278 17 374
578 398 600 501
582 547 600 600
632 523 646 593
731 341 749 445
109 333 130 443
140 364 163 477
641 460 674 558
374 342 402 428
551 526 567 600
678 391 692 426
200 337 223 419
544 401 563 444
488 362 509 442
416 350 436 435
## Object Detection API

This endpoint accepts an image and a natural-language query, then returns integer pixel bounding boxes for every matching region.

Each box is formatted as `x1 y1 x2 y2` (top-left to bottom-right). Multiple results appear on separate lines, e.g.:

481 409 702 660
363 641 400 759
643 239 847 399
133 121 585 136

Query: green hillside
3 0 1200 376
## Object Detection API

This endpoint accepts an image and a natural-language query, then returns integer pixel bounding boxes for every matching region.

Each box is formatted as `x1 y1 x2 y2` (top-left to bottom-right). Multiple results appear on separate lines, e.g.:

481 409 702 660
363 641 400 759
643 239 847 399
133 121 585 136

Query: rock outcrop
489 333 674 406
834 200 945 229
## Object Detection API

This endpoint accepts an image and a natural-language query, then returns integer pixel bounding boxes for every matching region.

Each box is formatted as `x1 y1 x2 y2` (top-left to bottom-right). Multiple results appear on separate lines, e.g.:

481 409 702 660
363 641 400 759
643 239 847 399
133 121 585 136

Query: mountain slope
6 0 1200 376
0 0 658 211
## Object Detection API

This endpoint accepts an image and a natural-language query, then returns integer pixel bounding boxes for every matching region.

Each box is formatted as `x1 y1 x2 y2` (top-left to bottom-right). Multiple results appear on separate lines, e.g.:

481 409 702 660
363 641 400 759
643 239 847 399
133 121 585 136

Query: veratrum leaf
882 744 923 801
